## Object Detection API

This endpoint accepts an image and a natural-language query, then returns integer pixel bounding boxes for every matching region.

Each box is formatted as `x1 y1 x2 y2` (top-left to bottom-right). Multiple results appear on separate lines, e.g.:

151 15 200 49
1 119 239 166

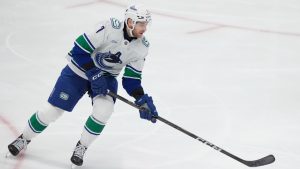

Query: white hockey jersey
67 18 150 81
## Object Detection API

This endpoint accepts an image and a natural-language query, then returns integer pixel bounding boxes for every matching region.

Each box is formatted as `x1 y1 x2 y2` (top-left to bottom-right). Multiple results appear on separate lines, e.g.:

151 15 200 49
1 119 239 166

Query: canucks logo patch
59 92 69 101
110 18 121 29
142 37 150 47
94 51 122 70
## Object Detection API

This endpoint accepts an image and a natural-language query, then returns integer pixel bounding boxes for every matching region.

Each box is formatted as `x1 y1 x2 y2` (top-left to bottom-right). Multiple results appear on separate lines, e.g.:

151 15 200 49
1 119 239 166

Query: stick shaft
107 91 273 167
108 92 240 157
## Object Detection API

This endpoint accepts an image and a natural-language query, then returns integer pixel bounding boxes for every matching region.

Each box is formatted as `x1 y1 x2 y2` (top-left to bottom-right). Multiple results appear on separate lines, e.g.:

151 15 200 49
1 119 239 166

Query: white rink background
1 0 300 169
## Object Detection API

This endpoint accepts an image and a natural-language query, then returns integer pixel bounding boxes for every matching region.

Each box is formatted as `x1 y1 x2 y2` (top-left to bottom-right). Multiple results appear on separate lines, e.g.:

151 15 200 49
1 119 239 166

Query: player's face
132 21 148 38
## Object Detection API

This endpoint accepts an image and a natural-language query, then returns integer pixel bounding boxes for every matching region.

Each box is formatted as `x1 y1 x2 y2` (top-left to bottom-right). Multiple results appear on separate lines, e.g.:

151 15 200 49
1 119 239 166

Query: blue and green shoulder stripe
68 33 96 71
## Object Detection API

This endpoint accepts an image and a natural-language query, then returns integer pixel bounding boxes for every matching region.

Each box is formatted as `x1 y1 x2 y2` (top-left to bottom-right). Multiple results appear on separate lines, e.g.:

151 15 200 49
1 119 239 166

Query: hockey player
7 4 158 167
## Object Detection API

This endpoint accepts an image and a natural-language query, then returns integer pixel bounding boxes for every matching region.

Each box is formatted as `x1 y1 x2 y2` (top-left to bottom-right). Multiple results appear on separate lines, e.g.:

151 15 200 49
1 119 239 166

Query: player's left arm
122 58 159 123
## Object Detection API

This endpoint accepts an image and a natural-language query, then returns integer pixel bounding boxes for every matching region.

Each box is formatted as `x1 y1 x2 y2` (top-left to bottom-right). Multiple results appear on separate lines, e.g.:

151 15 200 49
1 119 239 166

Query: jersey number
96 26 105 33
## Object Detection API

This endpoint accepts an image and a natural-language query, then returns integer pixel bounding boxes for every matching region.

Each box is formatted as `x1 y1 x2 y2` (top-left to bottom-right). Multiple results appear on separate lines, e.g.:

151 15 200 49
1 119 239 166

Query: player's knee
37 103 64 125
92 95 114 124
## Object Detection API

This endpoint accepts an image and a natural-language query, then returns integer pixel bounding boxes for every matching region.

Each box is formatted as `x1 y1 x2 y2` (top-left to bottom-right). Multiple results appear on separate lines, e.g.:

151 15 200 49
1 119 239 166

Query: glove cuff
85 67 102 81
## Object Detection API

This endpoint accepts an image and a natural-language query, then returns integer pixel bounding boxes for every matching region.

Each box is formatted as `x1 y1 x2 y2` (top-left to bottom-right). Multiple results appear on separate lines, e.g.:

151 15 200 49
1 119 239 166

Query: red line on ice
187 25 226 34
66 0 300 37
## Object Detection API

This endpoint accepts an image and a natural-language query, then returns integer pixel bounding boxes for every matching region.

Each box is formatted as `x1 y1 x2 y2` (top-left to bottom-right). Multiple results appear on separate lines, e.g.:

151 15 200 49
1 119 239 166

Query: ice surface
1 0 300 169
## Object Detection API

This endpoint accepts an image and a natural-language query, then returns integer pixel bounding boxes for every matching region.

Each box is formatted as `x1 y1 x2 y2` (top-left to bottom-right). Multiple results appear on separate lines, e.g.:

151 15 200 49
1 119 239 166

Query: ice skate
7 135 31 157
70 141 87 168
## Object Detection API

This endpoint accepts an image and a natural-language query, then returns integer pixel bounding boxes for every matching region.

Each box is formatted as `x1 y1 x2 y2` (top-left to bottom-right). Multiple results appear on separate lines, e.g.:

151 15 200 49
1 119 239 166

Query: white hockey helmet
124 4 152 37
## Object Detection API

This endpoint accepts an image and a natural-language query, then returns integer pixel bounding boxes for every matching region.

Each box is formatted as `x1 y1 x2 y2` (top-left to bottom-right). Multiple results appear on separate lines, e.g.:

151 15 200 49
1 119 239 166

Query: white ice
1 0 300 169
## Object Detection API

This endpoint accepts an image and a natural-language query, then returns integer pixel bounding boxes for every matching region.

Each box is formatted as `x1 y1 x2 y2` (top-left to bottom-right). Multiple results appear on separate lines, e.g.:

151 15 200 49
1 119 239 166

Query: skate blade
5 152 12 158
71 164 81 169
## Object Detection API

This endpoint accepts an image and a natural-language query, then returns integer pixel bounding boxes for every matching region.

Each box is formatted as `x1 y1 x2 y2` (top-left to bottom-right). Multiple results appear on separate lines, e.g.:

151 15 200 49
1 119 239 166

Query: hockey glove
135 94 158 123
85 67 108 96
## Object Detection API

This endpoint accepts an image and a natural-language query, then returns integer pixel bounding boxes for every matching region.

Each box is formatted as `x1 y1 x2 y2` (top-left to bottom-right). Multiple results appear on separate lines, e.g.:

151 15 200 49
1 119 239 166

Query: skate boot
7 134 31 156
70 141 87 167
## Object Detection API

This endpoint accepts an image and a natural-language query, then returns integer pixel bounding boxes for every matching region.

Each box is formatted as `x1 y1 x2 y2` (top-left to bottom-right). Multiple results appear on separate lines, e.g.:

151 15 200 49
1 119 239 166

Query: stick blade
245 154 275 167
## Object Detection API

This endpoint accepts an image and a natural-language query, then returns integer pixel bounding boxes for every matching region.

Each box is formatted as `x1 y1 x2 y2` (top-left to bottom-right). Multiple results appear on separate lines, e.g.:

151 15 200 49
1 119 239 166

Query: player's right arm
68 21 108 72
68 21 112 96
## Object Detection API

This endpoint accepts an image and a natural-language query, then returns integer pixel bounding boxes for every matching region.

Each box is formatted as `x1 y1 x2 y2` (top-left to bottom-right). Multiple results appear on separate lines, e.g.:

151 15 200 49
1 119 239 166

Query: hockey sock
80 115 105 147
23 112 48 140
22 104 64 140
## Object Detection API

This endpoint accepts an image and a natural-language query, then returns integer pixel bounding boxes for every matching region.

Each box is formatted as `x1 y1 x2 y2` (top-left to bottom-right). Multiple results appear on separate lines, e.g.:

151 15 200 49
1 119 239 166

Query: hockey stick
108 91 275 167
